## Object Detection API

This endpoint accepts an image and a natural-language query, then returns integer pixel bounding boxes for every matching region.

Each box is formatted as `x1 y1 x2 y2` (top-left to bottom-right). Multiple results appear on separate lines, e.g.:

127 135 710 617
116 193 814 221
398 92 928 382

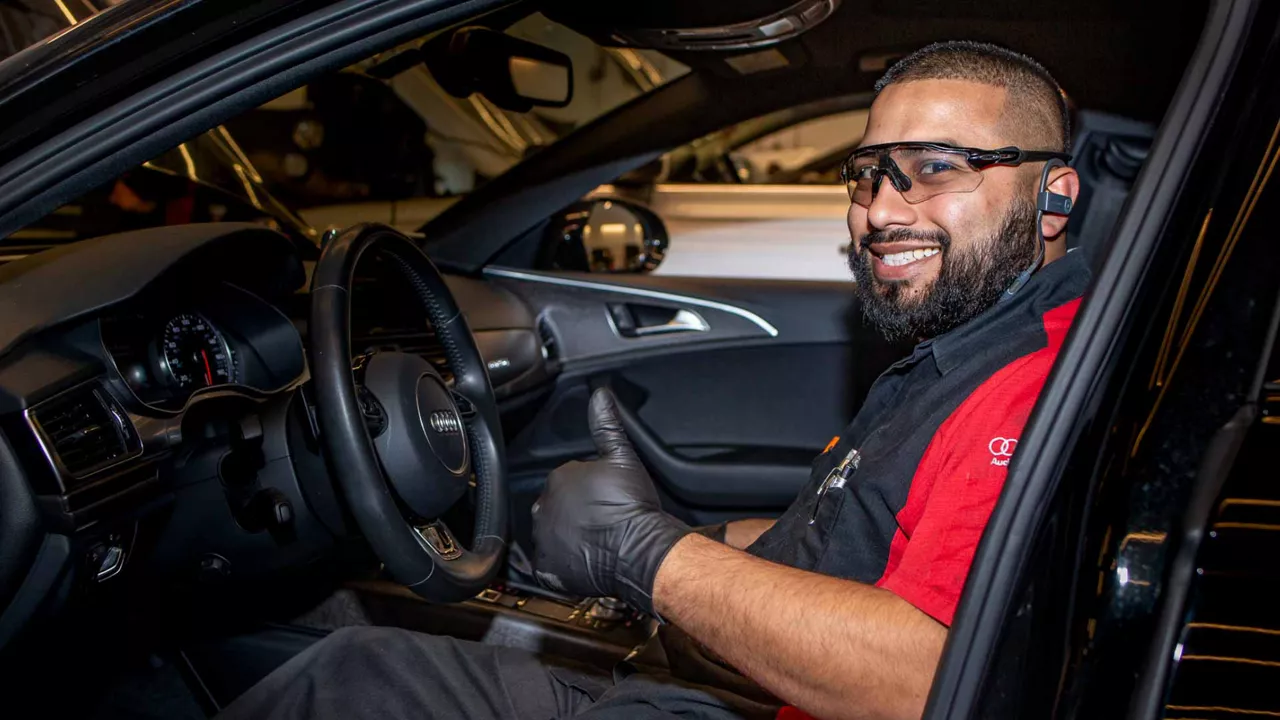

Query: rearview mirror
423 27 573 112
540 198 669 274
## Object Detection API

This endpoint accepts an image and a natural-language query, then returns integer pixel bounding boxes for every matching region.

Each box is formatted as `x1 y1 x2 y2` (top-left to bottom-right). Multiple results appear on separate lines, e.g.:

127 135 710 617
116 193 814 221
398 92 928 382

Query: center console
350 579 660 670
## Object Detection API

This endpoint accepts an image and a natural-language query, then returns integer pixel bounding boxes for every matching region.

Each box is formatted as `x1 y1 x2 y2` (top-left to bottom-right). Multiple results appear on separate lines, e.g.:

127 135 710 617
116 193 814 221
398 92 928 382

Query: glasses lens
888 146 982 202
844 145 987 207
845 152 879 207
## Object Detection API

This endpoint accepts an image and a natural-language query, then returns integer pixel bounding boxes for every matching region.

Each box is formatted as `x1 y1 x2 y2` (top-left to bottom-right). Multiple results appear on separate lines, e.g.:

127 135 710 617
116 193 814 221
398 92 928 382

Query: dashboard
0 226 321 648
0 223 553 654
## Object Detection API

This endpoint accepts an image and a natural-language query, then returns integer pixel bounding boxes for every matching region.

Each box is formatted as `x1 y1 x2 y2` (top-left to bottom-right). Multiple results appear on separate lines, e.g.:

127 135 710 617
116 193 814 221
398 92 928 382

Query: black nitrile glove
531 388 692 615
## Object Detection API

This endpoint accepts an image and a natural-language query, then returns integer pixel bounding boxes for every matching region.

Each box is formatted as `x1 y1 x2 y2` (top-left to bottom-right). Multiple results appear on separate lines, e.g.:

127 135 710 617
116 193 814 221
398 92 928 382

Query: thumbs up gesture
531 388 692 615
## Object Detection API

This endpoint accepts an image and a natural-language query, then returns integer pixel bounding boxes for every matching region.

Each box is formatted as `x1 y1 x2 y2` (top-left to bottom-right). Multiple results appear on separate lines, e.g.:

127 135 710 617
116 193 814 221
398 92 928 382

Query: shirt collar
928 250 1092 376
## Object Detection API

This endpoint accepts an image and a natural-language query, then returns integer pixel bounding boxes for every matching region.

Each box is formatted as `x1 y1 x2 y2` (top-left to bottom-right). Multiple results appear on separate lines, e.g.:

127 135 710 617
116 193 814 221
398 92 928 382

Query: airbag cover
362 351 469 519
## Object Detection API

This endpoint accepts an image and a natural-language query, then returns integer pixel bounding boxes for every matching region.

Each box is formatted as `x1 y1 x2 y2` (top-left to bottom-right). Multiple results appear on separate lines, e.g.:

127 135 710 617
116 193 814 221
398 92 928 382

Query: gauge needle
201 349 213 385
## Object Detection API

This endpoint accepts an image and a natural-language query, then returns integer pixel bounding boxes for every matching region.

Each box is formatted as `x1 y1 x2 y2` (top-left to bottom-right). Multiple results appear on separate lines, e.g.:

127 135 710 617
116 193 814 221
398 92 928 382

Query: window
232 12 688 232
728 108 868 185
608 99 869 281
0 11 689 263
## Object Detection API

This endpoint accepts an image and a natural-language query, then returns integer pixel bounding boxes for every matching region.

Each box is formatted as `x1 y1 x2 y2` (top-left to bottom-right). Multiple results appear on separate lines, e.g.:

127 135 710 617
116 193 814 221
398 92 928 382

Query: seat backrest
1067 110 1157 271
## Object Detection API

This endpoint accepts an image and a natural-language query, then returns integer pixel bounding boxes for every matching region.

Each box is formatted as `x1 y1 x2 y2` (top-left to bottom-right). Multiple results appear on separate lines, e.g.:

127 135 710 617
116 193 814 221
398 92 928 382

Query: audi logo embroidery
429 410 462 435
988 437 1018 467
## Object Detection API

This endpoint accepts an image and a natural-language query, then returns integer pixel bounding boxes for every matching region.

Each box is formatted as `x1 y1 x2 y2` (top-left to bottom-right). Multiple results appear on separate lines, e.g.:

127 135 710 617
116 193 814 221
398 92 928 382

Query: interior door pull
608 303 710 338
635 308 709 335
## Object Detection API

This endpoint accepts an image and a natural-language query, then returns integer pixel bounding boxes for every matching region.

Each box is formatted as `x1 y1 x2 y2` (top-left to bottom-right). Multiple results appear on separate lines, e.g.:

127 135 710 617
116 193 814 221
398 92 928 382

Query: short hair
875 41 1071 153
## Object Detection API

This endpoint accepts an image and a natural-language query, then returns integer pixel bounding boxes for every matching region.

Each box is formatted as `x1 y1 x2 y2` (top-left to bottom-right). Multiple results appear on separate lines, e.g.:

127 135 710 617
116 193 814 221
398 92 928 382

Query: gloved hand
531 387 692 615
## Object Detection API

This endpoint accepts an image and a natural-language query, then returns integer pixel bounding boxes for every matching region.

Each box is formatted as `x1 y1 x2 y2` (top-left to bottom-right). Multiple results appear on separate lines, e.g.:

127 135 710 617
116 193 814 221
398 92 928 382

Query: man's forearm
654 534 945 720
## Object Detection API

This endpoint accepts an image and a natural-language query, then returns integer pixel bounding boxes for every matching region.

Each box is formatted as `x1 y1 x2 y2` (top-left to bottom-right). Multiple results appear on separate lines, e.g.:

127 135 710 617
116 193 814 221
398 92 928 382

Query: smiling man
531 41 1086 720
221 41 1088 720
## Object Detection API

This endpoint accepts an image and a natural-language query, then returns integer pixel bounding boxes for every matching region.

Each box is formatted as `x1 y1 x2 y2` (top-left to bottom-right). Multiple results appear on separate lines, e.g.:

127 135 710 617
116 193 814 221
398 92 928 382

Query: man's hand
531 388 692 614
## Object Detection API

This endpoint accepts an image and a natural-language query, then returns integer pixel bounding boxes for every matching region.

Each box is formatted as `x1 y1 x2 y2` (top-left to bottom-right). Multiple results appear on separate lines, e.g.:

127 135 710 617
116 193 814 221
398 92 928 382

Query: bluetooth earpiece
1004 157 1072 299
1036 158 1073 219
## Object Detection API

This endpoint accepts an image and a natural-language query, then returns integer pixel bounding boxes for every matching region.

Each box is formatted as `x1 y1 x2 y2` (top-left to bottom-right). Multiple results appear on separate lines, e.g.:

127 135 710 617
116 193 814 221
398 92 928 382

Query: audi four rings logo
989 437 1018 467
429 410 462 435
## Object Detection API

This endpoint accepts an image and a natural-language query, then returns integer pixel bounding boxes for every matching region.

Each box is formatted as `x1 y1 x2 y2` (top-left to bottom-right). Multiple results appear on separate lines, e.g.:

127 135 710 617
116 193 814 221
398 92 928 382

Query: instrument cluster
157 313 237 392
100 282 304 410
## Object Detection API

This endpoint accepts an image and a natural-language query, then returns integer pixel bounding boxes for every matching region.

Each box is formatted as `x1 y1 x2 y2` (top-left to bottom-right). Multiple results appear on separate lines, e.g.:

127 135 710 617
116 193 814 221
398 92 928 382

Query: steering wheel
308 224 507 602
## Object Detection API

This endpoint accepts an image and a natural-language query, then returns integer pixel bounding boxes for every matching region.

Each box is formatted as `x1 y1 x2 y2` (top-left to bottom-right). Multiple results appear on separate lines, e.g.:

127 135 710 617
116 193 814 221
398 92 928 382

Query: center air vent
29 384 142 483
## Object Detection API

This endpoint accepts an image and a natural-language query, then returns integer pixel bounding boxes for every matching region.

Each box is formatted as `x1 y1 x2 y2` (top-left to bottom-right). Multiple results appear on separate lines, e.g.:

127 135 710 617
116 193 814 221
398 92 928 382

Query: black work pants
217 626 780 720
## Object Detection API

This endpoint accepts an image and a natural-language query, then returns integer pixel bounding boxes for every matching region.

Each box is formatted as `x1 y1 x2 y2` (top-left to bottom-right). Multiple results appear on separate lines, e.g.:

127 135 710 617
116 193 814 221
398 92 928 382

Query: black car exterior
0 1 1275 718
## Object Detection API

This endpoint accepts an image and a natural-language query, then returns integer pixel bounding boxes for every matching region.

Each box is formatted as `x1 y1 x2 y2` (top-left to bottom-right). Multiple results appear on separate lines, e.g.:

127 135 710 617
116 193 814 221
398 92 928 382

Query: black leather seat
1066 110 1156 271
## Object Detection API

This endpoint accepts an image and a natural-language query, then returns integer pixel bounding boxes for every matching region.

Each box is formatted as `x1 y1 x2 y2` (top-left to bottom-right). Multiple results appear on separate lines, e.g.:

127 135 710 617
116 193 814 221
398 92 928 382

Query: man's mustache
857 228 952 251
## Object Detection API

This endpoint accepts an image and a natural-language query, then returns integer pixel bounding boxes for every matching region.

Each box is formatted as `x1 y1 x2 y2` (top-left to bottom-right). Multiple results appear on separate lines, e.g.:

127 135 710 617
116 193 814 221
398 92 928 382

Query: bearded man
222 40 1086 720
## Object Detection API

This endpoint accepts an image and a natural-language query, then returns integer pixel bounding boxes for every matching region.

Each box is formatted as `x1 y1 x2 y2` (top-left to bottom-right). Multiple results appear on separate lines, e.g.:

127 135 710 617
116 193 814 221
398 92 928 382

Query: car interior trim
483 267 780 337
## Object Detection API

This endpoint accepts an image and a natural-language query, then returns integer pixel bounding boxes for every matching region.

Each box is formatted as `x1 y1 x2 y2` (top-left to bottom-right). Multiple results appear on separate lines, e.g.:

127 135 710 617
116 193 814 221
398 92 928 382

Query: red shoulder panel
875 298 1080 625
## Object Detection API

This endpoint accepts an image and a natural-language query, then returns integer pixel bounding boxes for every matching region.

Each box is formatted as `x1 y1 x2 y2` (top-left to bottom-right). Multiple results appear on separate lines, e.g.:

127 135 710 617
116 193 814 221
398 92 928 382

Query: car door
487 254 910 549
472 106 902 543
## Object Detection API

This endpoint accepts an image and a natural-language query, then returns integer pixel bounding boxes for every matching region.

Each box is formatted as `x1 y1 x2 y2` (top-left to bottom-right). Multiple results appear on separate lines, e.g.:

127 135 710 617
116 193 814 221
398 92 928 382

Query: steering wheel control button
355 385 388 438
361 351 471 519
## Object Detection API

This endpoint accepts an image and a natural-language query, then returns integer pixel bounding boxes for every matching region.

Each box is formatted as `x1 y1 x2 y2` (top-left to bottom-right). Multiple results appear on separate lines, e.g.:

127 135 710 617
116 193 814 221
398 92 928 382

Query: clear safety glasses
841 142 1072 207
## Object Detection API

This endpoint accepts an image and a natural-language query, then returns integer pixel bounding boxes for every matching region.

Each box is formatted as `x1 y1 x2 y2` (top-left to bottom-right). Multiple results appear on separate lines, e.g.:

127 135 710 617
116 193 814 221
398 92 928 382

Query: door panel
491 268 905 530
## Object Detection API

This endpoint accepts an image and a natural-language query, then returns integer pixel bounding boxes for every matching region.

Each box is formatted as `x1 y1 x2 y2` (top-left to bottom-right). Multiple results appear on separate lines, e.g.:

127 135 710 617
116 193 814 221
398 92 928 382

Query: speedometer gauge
160 314 235 392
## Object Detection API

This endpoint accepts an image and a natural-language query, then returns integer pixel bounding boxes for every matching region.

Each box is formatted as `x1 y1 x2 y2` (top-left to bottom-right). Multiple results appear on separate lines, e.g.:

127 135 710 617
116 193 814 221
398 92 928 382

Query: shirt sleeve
875 352 1052 626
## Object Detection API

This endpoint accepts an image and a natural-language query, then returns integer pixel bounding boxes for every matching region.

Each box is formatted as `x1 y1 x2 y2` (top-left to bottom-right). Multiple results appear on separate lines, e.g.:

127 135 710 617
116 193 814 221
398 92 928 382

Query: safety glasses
841 142 1072 207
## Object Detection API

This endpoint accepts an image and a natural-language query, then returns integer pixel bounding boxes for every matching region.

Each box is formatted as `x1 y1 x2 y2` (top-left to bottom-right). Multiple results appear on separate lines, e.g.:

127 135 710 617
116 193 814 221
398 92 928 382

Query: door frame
924 0 1264 716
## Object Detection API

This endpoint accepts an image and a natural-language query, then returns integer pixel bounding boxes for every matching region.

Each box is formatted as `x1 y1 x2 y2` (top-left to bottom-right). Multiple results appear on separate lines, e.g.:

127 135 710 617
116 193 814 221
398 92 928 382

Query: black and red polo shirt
659 250 1090 712
748 249 1090 625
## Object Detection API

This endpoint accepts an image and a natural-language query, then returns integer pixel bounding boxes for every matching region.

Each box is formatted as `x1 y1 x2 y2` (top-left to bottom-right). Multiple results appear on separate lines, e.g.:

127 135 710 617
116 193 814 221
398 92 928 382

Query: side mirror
422 27 573 113
541 198 669 274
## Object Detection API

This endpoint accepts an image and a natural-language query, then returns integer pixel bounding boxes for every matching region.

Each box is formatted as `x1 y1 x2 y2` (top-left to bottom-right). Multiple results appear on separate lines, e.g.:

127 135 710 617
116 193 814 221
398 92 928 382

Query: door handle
607 303 709 338
634 308 709 336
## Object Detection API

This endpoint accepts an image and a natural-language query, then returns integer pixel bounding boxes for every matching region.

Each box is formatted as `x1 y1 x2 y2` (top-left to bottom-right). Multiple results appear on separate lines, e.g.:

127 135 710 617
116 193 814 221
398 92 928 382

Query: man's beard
847 199 1040 343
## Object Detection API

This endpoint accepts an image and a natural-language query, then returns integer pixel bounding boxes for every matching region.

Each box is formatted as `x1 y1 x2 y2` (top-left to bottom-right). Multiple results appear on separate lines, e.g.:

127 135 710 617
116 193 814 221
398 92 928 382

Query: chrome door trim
483 267 780 337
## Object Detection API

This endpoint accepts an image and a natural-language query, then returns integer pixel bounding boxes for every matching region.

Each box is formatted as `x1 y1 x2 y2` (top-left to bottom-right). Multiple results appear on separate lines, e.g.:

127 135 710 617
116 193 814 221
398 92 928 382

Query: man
222 41 1088 720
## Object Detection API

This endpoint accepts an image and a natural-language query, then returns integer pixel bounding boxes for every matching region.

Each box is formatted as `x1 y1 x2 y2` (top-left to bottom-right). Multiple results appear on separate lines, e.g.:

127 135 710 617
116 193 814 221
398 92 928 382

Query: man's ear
1040 166 1080 242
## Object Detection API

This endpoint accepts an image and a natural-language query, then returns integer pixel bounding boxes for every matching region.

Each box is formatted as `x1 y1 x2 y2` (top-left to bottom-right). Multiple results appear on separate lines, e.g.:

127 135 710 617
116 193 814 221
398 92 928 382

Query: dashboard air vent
29 384 141 481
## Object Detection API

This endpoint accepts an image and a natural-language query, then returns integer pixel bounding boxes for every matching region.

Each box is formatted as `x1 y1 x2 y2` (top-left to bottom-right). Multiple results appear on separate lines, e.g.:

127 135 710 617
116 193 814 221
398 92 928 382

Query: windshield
228 12 689 232
1 10 687 260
